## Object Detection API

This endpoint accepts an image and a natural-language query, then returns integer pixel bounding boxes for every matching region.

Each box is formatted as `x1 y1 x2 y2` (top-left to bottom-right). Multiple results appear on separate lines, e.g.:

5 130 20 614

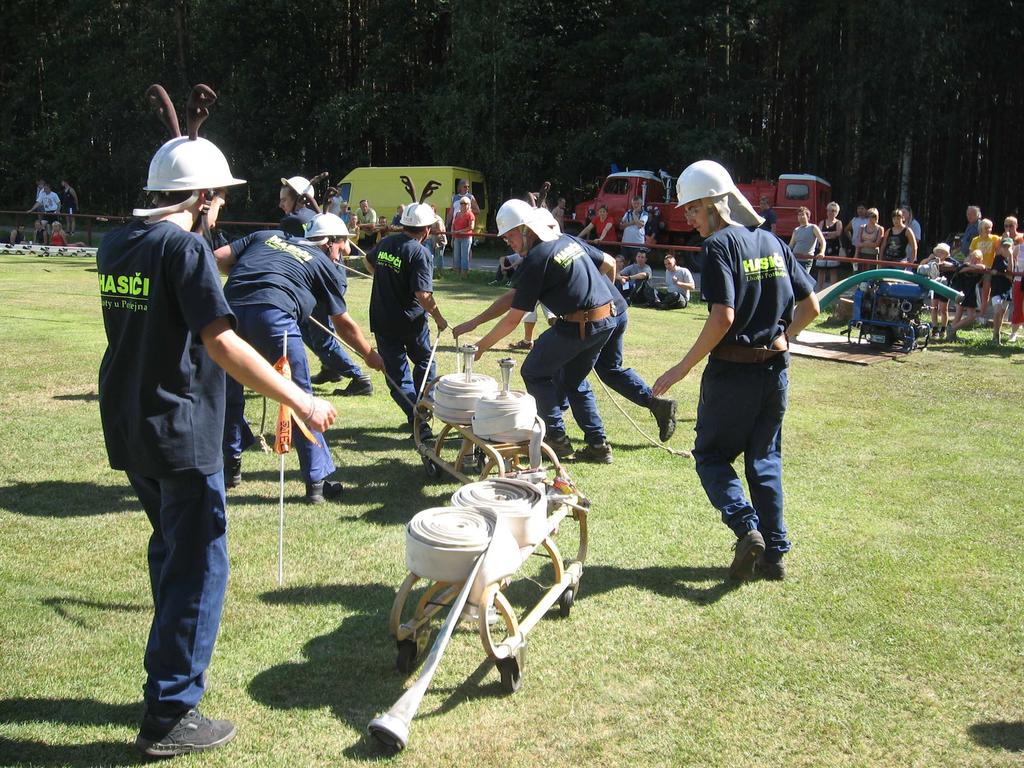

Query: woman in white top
817 201 843 289
857 208 885 268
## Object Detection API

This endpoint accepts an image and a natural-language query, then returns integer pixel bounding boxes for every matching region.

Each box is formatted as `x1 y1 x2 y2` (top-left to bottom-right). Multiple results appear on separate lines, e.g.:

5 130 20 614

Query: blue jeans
301 306 364 379
693 357 791 562
224 304 336 483
522 320 614 445
127 470 228 717
453 237 471 271
593 311 651 407
375 319 435 424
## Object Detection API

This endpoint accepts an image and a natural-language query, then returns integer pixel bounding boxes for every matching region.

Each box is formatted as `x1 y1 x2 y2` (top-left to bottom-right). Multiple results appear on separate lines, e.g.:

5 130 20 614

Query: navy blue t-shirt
224 230 347 323
567 234 627 316
367 232 433 336
759 208 778 231
510 234 615 319
700 225 814 348
97 220 234 477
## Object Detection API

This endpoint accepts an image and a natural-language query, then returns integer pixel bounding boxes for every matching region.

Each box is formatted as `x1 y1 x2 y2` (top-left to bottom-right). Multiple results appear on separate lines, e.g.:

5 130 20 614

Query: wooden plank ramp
791 329 901 365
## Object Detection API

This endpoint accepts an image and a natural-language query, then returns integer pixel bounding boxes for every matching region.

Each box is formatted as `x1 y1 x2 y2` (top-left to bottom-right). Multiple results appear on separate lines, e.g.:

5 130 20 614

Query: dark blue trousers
593 311 652 407
374 320 435 424
522 320 614 446
127 470 228 717
693 357 791 562
223 304 336 483
301 306 364 379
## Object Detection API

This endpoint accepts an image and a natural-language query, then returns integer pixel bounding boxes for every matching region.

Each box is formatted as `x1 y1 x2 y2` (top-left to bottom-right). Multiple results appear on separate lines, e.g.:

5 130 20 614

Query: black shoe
546 433 573 458
649 397 677 442
413 421 434 443
225 456 242 489
335 375 374 397
309 368 343 385
729 530 765 581
135 709 236 757
754 554 786 581
575 441 613 464
306 479 343 504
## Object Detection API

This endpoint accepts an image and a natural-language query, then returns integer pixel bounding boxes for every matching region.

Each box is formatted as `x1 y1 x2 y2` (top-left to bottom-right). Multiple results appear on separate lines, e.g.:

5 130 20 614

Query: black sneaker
754 554 786 581
225 456 242 489
729 530 765 581
309 368 343 385
335 375 374 397
575 442 613 464
649 397 677 442
134 709 236 757
546 433 573 458
306 479 343 504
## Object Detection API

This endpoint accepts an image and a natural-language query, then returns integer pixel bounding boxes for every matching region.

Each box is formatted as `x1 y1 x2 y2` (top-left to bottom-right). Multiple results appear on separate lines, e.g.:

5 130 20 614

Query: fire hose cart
414 344 567 484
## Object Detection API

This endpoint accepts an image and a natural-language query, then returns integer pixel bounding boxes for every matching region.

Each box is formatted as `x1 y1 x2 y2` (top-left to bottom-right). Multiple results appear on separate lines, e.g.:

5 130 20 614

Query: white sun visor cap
143 136 246 191
400 202 436 227
675 159 764 228
306 212 349 241
281 175 315 201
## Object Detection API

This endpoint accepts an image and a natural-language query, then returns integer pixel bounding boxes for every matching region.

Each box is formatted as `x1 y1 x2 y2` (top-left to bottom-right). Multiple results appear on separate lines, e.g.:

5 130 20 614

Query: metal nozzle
459 344 478 381
497 357 515 395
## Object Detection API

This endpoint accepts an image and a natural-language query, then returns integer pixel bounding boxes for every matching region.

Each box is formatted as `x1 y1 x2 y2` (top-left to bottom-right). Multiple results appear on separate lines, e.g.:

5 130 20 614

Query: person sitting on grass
48 221 88 248
616 250 653 304
492 250 522 285
657 253 695 309
947 250 986 341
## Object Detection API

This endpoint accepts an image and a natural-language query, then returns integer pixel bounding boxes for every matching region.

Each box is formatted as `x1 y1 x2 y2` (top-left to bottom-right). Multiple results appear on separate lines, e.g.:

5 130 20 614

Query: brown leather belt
559 302 614 338
710 334 789 364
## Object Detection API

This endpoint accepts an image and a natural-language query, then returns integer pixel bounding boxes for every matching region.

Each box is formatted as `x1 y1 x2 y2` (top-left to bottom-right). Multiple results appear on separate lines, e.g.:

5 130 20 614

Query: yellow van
334 166 488 234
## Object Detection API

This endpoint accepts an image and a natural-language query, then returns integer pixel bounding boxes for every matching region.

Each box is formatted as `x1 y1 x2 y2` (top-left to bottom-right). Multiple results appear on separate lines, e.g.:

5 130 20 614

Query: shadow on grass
254 581 508 760
0 697 143 767
248 583 411 756
0 481 140 517
41 596 148 629
52 391 100 402
969 720 1024 752
583 564 738 606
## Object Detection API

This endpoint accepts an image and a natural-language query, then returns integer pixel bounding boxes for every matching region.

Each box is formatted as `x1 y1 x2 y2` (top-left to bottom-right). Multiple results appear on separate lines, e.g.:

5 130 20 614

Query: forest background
1 0 1021 245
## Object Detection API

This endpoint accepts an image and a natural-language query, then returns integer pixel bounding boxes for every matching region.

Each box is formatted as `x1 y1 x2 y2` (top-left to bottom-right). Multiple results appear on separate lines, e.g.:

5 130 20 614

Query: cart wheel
422 456 442 480
396 638 419 673
497 657 523 694
557 587 575 618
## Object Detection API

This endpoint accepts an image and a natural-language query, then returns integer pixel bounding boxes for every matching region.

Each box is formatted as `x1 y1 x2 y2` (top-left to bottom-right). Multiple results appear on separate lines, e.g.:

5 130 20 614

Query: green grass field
1 252 1021 767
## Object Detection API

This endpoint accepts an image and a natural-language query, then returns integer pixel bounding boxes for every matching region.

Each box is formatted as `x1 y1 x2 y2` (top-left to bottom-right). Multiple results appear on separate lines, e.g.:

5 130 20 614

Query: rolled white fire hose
451 479 547 548
431 373 499 425
471 390 545 467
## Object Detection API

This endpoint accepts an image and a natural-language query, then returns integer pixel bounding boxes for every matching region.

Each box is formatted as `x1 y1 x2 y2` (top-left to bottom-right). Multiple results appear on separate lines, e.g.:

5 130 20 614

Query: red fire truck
569 169 832 246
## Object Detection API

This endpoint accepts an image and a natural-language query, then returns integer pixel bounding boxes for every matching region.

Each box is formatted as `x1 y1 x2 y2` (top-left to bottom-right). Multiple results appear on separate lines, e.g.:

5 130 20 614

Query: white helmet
675 160 763 227
281 175 315 202
400 202 436 228
143 136 245 192
305 213 349 241
496 199 558 243
531 206 561 234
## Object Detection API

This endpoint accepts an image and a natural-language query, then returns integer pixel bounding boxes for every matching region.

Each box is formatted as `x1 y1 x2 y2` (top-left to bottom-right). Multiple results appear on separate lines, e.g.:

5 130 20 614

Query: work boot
306 479 343 505
754 554 786 581
413 420 434 443
135 709 236 758
545 433 573 458
575 441 613 464
728 529 765 581
649 397 677 442
224 456 242 489
309 368 343 385
335 375 374 397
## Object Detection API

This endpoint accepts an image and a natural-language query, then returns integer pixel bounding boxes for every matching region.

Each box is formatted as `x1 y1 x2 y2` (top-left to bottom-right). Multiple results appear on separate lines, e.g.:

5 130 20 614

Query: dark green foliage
1 0 1020 242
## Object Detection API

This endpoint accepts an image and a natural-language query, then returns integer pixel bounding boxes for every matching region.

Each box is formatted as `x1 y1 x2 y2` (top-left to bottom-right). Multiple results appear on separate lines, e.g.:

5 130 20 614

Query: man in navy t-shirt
364 202 449 439
654 161 819 583
453 199 617 463
215 215 382 501
98 110 336 758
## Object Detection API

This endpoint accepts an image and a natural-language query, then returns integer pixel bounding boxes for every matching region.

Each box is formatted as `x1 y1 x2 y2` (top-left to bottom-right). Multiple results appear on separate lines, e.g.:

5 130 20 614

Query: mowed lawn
0 252 1021 767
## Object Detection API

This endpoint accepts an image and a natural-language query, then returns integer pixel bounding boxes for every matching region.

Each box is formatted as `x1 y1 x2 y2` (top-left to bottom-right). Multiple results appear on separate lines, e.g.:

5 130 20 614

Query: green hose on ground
816 269 963 310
